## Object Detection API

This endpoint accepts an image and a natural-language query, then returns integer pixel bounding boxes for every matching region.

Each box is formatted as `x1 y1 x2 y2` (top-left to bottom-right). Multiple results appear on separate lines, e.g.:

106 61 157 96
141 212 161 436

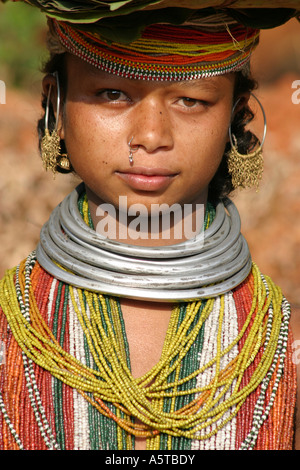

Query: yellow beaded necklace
0 255 284 447
0 196 288 450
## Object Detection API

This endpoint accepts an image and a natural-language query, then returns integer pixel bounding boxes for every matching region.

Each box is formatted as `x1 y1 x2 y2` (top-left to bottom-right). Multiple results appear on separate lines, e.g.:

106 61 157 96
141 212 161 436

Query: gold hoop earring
227 92 267 190
41 72 70 174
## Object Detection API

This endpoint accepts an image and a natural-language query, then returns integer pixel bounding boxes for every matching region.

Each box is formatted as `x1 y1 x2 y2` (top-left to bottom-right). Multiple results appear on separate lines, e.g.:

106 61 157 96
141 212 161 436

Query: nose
130 95 174 154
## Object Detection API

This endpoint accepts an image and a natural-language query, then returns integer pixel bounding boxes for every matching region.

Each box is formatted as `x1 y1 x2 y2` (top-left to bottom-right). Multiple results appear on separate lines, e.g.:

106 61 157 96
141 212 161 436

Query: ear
226 91 250 144
232 91 251 115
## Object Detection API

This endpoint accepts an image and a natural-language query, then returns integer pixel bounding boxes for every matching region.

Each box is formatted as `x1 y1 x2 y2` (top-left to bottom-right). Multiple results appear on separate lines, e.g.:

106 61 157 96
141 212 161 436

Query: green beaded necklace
50 192 214 450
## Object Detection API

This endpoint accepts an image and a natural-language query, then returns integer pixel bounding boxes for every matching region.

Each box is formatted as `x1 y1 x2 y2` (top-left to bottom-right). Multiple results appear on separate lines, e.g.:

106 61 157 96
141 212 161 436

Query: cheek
63 104 102 154
60 107 107 194
60 102 131 205
62 102 124 166
183 117 230 183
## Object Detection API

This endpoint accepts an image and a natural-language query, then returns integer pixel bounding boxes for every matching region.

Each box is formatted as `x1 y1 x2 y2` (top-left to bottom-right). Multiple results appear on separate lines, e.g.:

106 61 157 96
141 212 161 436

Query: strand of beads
0 191 290 449
0 392 24 450
239 279 290 450
1 250 285 446
15 253 60 450
68 268 279 441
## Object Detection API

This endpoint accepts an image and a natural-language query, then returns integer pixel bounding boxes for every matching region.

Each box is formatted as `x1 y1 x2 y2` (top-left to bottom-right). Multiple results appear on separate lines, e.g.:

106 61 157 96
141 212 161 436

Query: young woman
0 1 299 451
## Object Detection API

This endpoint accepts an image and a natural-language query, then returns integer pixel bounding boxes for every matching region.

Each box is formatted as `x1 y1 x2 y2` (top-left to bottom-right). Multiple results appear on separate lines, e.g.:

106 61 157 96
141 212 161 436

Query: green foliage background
0 2 47 89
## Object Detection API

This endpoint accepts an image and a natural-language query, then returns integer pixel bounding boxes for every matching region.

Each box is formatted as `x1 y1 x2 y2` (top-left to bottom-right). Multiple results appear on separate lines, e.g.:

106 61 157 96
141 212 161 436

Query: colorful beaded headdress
49 16 259 81
3 1 299 81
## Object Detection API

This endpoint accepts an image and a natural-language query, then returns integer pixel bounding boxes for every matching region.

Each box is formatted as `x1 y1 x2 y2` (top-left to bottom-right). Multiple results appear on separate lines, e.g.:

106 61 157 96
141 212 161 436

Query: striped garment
0 259 296 450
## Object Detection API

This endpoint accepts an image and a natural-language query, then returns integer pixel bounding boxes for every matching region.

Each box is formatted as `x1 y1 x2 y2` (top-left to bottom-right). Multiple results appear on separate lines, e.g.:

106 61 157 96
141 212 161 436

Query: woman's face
57 54 235 211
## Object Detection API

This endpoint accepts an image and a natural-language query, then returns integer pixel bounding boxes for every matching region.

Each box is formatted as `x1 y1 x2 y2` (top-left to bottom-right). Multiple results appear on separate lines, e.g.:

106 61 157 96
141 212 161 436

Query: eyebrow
176 79 219 91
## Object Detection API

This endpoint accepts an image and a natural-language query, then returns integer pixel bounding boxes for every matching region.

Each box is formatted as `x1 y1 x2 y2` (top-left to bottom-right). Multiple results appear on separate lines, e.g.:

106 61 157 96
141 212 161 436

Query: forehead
65 53 235 93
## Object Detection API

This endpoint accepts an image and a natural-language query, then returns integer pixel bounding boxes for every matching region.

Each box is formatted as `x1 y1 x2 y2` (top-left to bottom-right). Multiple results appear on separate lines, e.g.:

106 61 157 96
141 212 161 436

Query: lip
116 167 178 191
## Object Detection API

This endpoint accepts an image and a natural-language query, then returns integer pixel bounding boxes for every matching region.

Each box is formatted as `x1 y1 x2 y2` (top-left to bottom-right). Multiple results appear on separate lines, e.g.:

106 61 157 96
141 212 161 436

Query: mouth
116 167 179 191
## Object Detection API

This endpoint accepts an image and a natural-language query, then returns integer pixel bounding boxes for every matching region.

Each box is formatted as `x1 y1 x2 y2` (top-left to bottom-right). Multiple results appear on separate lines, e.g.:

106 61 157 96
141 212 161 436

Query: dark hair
207 70 259 203
38 53 259 201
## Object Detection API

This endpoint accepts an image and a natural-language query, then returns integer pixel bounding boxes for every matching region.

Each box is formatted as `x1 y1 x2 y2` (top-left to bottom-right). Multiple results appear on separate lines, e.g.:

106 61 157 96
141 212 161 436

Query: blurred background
0 2 299 305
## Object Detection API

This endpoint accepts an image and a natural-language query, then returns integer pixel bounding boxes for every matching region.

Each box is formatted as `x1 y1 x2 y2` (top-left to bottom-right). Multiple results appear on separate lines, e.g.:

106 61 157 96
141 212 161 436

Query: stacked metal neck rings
36 184 252 302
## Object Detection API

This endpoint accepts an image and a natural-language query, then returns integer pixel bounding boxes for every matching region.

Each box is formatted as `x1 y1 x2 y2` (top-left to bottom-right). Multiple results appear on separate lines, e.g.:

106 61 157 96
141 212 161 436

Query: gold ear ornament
41 71 71 175
227 92 267 190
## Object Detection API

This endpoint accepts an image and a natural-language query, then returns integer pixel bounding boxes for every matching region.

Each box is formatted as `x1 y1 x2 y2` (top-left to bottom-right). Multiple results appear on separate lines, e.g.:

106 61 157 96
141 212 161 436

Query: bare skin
43 55 300 450
56 55 236 239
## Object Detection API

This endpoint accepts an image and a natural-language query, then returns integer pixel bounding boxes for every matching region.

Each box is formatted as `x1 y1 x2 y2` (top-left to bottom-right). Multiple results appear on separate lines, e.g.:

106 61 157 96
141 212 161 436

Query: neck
86 187 208 247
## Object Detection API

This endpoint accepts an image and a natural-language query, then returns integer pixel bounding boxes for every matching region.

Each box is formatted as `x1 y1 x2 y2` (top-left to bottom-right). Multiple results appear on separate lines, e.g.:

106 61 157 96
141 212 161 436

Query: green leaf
1 0 299 33
109 1 134 11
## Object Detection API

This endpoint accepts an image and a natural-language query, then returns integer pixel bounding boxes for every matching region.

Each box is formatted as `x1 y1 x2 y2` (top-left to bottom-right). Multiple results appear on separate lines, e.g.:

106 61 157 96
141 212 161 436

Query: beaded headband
51 19 259 81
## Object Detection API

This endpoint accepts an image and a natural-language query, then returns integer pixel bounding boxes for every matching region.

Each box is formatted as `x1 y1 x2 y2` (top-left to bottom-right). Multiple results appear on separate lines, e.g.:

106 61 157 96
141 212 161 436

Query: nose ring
128 136 139 164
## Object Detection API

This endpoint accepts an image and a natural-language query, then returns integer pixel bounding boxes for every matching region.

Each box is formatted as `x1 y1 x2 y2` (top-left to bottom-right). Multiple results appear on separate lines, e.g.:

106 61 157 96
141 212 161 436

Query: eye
97 89 128 102
178 97 208 108
180 97 198 107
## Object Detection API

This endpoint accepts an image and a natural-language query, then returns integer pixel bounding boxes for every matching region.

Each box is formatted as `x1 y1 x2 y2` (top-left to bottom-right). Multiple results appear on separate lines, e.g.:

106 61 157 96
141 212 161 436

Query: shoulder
290 304 300 364
290 304 300 342
290 304 300 450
